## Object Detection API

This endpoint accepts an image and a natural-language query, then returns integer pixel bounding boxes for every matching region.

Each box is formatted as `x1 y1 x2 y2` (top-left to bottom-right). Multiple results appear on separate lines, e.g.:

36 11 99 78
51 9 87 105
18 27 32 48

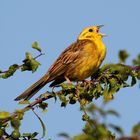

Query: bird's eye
89 29 93 32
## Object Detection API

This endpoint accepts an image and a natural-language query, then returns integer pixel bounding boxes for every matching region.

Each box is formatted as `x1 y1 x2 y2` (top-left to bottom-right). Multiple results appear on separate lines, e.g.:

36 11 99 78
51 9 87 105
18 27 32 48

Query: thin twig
0 52 45 74
1 91 60 124
119 64 140 71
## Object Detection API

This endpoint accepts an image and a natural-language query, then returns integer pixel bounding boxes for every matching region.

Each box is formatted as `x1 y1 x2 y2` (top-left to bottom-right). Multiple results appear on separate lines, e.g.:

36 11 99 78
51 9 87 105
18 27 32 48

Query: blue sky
0 0 140 139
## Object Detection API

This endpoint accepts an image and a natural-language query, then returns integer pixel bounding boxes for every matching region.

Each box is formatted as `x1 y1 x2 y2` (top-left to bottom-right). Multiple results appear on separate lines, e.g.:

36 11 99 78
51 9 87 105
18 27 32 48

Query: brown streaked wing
46 39 92 82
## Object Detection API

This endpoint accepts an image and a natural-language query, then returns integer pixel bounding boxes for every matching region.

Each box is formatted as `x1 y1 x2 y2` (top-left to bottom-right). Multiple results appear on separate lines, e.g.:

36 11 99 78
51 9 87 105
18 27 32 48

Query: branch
1 91 54 124
0 63 140 124
120 64 140 71
0 52 45 74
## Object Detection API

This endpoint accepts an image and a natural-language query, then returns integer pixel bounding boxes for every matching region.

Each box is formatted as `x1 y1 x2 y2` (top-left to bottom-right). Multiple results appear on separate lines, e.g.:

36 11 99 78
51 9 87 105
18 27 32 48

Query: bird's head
78 25 106 41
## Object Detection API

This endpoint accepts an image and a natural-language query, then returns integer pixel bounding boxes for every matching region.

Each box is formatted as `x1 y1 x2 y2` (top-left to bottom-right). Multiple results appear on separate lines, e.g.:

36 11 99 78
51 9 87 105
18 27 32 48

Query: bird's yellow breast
67 40 106 80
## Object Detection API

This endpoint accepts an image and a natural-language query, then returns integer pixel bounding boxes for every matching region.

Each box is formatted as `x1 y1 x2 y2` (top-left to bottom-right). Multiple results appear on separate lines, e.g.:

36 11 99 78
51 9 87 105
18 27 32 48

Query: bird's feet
82 80 93 85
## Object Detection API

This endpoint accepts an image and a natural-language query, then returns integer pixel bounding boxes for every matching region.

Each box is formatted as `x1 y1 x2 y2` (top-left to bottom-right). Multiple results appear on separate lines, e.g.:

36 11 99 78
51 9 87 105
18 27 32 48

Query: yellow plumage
15 25 106 101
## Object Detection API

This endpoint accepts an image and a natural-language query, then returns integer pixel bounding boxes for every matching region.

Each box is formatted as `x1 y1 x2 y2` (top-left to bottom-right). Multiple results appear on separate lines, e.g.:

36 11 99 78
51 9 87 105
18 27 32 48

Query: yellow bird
15 25 106 101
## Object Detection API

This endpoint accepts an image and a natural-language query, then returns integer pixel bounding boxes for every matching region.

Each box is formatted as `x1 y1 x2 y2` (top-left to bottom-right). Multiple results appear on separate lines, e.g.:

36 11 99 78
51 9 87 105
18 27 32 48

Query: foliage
0 41 44 79
0 45 140 140
59 103 119 140
118 50 129 63
59 103 140 140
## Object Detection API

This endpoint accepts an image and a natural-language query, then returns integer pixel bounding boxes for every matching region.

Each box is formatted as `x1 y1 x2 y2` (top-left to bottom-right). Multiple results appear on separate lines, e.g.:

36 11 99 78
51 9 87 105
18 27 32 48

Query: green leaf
104 92 114 102
118 50 129 63
108 78 121 95
11 130 20 139
11 112 22 129
32 41 42 52
69 97 77 104
122 82 130 87
82 114 89 121
137 70 140 80
58 132 70 139
11 118 21 130
131 76 137 86
22 52 40 72
0 129 4 137
58 93 69 107
30 59 41 72
39 102 48 111
22 133 30 136
99 63 115 73
109 124 124 135
18 100 30 104
61 100 69 107
132 54 140 65
22 132 38 139
131 122 140 136
0 111 10 119
97 125 109 136
59 94 67 102
14 109 24 120
22 133 32 137
106 110 120 117
61 83 75 90
1 64 19 79
25 52 32 60
73 134 91 140
69 93 78 104
31 132 39 138
97 83 102 93
103 81 114 102
109 84 120 95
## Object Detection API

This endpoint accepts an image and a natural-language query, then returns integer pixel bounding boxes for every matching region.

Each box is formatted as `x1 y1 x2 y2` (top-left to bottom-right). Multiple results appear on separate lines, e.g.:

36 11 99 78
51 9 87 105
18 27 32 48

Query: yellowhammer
15 25 106 101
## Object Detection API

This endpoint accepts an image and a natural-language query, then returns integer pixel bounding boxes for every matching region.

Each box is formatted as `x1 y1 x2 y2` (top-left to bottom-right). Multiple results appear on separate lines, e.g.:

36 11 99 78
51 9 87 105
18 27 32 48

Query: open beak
97 25 107 37
97 25 104 29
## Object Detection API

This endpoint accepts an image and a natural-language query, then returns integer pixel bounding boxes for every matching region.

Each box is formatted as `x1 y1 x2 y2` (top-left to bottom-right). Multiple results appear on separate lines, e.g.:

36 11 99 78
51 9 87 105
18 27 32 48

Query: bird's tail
14 74 50 101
